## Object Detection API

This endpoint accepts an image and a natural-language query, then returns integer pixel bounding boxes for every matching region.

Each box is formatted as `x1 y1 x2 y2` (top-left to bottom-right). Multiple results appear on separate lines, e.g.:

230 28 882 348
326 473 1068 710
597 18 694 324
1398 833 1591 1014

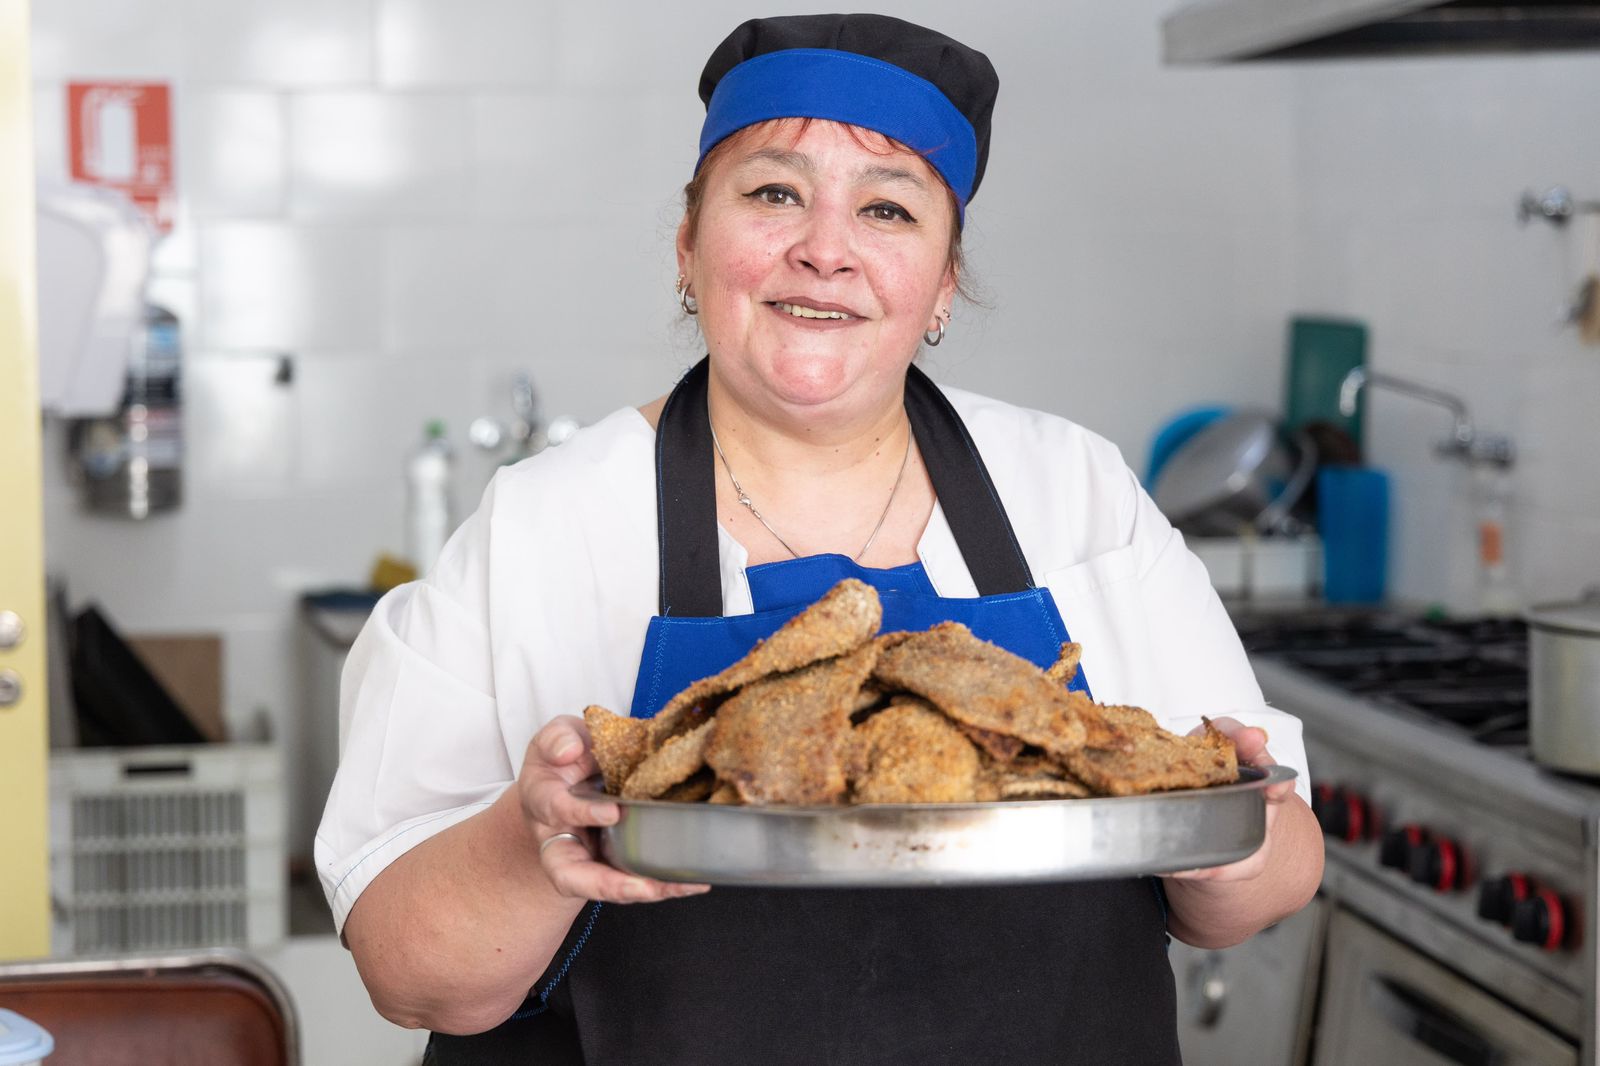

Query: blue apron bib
630 551 1090 718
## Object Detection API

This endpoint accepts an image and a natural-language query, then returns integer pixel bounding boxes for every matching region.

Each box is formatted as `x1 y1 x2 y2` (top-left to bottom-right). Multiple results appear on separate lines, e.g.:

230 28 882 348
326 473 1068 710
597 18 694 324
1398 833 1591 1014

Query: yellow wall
0 0 50 959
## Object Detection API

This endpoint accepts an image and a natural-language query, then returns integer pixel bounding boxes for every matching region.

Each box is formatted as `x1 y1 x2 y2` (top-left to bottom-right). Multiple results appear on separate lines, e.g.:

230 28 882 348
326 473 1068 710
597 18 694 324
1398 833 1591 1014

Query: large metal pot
1527 591 1600 776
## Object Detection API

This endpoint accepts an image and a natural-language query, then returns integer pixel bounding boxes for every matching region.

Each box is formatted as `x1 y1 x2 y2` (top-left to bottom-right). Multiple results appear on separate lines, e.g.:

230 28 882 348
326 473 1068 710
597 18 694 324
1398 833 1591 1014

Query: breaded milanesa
849 699 981 804
658 769 715 803
1044 641 1083 687
1069 694 1156 752
584 705 649 794
622 718 716 799
705 642 878 806
981 753 1093 799
872 622 1088 756
1063 720 1238 797
647 578 882 747
955 720 1026 763
996 774 1092 799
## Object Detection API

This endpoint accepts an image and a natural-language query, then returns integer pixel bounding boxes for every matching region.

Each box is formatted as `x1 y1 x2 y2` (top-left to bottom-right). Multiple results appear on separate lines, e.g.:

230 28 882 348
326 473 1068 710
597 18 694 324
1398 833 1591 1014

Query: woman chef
317 14 1323 1065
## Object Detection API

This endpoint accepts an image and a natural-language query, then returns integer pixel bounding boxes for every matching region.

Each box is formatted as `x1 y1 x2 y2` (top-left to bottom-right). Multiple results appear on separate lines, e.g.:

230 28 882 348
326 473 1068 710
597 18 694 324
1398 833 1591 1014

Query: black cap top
696 14 999 209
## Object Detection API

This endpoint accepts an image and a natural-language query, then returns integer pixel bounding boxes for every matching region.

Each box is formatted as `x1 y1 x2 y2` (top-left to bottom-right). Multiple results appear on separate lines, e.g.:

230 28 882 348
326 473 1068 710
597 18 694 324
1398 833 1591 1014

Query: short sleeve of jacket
314 471 516 933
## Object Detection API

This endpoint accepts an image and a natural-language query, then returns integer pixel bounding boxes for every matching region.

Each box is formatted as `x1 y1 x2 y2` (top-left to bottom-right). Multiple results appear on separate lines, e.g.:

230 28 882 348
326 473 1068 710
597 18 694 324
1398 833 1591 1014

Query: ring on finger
539 831 588 858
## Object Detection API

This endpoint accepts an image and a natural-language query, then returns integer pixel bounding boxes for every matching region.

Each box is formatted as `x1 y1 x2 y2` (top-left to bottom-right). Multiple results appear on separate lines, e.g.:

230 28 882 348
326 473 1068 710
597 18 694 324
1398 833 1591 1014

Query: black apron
426 360 1180 1066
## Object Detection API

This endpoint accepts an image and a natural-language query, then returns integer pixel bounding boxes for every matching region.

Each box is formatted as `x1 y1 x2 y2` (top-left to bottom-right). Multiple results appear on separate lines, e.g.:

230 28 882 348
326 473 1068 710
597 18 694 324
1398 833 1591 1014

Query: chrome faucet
1338 368 1514 468
469 371 543 462
468 371 581 464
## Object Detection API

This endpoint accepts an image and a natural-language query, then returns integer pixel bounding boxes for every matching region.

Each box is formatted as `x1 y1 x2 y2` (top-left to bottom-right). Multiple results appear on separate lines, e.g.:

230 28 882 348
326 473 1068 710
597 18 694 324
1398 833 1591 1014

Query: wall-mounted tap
1338 367 1514 468
470 371 543 462
468 371 580 466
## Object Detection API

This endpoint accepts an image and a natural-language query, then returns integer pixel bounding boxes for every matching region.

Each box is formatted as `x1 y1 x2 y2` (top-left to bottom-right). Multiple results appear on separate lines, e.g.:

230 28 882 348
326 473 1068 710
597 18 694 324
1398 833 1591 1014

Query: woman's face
678 119 958 420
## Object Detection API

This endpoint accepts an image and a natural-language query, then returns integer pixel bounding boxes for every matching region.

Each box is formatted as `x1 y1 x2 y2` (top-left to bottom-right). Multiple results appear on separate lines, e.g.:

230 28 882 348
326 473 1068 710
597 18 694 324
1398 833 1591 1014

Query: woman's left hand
1165 716 1298 884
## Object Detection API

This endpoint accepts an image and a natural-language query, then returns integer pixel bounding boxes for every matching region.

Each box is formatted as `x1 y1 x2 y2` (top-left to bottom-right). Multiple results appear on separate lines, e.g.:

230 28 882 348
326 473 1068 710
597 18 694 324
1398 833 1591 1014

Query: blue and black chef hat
696 13 999 221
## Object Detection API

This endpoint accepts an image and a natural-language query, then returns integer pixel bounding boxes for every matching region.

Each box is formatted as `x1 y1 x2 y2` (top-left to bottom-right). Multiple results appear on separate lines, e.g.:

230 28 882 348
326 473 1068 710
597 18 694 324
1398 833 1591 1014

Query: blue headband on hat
698 49 979 219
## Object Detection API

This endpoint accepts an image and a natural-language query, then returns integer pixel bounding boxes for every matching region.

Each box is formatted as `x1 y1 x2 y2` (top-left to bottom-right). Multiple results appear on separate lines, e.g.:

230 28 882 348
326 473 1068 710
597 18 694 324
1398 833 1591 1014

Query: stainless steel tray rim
577 765 1295 886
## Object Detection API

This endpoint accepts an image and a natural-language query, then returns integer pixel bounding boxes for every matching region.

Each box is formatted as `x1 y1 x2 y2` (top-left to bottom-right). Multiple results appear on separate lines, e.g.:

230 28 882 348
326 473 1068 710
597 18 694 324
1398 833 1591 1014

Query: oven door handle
1368 974 1504 1066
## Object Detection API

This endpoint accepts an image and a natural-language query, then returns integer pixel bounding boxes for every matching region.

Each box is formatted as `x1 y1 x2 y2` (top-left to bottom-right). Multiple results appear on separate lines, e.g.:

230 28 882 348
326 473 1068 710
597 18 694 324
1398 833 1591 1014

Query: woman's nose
789 204 856 277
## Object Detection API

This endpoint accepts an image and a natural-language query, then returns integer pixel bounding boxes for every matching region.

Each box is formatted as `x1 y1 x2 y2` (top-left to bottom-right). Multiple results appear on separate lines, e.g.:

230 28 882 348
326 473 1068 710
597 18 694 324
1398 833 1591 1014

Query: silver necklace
710 422 913 562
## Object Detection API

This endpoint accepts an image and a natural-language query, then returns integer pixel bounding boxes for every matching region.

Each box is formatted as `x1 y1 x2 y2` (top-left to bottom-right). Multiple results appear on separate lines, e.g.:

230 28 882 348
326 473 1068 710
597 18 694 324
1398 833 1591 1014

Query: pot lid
1152 410 1279 522
1526 592 1600 636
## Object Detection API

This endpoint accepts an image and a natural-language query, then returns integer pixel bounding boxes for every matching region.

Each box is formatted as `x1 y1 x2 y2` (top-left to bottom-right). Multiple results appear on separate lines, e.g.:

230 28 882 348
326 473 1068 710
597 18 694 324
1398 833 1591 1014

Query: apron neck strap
902 363 1036 596
655 357 1035 617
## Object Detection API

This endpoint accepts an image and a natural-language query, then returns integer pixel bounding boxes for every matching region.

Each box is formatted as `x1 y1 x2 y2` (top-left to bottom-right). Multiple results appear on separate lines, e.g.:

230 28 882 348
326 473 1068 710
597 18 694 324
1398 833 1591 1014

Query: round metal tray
573 764 1297 887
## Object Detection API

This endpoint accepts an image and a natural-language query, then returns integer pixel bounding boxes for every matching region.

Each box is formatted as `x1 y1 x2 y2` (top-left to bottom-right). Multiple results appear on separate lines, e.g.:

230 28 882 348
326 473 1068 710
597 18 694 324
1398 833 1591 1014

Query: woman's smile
765 298 862 324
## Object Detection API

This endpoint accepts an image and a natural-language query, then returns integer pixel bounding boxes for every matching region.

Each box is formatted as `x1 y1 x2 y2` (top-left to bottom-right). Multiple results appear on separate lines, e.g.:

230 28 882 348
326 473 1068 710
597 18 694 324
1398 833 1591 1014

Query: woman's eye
749 185 800 206
865 202 915 223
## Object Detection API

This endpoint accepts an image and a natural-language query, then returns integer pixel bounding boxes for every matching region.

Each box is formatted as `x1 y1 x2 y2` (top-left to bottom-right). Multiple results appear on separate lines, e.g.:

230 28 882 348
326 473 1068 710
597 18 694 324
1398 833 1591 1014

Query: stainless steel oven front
1314 907 1577 1065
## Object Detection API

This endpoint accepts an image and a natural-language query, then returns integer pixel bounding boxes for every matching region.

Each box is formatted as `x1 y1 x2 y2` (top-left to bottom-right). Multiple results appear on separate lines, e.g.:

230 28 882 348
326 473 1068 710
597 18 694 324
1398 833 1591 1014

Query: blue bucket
1317 466 1389 604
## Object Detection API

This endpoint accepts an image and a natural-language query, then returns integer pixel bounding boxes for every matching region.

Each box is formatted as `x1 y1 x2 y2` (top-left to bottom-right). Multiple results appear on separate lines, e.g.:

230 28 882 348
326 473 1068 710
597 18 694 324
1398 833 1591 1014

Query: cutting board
1285 317 1366 447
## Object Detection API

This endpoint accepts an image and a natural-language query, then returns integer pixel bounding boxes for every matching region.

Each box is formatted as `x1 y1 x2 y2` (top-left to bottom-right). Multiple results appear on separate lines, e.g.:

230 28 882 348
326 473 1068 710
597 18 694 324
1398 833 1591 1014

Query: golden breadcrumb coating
849 699 982 804
584 705 649 794
647 578 881 747
873 622 1088 756
704 643 878 805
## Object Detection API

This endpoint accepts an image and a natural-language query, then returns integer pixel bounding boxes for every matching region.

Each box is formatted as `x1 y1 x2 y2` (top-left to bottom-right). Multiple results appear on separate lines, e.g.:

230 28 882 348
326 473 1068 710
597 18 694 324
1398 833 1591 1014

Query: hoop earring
923 319 945 347
675 273 698 316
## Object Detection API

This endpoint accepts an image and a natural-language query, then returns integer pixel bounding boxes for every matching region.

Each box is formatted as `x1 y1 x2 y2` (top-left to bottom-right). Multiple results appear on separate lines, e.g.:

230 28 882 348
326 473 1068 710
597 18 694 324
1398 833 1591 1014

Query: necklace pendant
737 493 753 509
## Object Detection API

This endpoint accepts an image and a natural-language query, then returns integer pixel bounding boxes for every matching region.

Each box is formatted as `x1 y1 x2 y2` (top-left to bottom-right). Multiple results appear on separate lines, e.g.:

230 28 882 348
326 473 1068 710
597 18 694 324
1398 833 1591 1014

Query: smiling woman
320 13 1321 1066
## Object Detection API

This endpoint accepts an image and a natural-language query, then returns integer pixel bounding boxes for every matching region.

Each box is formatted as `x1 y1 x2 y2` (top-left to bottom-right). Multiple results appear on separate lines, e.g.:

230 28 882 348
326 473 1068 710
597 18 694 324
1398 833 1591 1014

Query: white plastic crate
48 743 286 955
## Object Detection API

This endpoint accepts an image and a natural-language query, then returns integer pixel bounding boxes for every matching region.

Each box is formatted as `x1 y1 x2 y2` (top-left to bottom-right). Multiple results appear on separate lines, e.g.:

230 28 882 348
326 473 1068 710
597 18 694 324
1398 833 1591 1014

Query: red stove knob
1379 825 1425 870
1311 785 1369 844
1407 837 1461 892
1511 889 1567 951
1477 873 1532 925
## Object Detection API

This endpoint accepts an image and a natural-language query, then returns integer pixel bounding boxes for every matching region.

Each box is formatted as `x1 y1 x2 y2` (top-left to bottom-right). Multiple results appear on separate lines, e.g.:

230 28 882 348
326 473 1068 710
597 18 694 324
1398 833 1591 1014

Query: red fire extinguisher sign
67 81 176 233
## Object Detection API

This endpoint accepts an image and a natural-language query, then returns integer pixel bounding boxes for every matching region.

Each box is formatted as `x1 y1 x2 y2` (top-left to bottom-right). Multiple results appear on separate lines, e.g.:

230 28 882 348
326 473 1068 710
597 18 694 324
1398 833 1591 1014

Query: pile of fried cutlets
584 579 1239 806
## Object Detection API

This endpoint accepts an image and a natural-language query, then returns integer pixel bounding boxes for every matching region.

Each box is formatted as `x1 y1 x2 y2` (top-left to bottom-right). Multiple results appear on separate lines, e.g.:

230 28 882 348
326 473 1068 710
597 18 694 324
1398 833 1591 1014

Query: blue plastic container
0 1009 53 1065
1317 466 1389 604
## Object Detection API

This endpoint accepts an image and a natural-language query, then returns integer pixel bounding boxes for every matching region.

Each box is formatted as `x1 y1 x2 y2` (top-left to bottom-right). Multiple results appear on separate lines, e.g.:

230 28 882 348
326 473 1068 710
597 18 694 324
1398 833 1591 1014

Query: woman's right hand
517 714 711 904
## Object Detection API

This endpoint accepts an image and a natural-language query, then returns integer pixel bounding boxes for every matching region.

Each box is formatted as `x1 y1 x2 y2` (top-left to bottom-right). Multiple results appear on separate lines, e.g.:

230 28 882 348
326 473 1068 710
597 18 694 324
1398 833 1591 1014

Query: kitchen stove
1235 614 1532 748
1173 609 1600 1066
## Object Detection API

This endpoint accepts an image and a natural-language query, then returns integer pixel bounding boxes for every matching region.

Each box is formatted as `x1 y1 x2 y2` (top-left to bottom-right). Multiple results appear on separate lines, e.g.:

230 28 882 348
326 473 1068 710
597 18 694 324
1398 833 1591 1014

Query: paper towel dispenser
35 180 153 417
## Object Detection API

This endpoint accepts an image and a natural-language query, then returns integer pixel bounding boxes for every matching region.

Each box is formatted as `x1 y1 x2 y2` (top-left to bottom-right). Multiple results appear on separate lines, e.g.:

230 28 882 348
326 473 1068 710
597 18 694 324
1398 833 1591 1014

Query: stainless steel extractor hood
1163 0 1600 62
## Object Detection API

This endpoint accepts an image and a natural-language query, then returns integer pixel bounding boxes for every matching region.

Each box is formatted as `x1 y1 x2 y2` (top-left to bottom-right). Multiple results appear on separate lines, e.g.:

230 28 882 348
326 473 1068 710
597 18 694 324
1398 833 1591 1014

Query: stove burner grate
1238 612 1531 748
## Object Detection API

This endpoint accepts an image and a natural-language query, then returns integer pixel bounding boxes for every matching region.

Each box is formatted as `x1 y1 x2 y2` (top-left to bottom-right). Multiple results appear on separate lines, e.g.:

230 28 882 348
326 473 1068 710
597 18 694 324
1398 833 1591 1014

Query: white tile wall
30 82 67 182
288 93 474 218
185 352 299 492
469 90 702 222
183 91 287 217
179 0 374 86
376 0 556 88
29 0 184 81
380 226 503 351
198 223 384 349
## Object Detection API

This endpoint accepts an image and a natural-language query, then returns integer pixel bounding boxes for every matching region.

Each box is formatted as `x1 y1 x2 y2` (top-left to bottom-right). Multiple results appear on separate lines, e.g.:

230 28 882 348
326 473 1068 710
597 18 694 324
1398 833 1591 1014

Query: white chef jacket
315 384 1313 931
